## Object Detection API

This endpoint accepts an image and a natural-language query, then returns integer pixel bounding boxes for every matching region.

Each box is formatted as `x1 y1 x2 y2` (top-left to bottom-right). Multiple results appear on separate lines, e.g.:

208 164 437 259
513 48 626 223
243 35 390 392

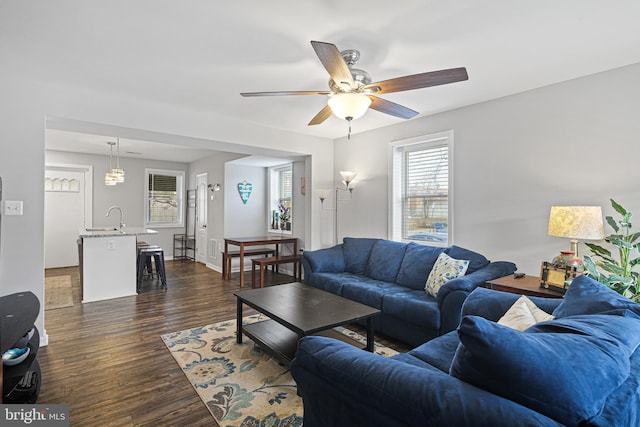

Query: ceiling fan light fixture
328 93 371 121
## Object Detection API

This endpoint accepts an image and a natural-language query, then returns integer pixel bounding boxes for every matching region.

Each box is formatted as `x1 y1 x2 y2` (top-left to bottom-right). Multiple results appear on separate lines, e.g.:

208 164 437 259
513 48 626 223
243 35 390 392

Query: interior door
196 173 208 263
44 166 91 268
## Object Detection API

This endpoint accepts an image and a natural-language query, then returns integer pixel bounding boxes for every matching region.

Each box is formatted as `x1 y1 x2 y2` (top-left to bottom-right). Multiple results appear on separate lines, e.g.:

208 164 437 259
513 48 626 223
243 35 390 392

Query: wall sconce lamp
208 183 221 201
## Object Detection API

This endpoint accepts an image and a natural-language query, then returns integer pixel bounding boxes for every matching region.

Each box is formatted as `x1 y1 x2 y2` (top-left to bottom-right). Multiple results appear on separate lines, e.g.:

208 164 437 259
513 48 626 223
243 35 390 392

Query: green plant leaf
606 216 620 233
609 236 635 250
601 262 626 277
611 199 628 217
585 242 612 258
583 256 601 279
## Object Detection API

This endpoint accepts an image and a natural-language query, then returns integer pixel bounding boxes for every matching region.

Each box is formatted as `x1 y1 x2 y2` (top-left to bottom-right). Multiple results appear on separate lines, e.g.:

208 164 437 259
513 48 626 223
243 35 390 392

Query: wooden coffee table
234 282 380 365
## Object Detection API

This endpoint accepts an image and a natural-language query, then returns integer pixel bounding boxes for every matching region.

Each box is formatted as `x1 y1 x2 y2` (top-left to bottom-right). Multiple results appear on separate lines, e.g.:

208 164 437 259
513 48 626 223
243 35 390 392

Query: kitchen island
78 227 158 302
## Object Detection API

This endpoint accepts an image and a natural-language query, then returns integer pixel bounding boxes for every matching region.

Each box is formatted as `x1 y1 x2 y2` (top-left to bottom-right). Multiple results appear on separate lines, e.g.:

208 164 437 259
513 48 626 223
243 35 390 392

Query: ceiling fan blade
311 41 355 90
365 67 468 94
241 91 330 97
308 105 333 126
368 96 419 119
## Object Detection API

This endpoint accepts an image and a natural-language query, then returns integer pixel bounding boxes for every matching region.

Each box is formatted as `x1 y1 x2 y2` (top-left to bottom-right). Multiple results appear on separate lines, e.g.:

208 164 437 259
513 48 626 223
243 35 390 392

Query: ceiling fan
241 41 468 135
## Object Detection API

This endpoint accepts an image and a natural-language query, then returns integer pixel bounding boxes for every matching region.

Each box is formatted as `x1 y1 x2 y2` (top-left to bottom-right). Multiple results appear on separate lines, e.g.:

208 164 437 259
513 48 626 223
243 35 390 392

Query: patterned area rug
44 275 74 310
161 315 398 427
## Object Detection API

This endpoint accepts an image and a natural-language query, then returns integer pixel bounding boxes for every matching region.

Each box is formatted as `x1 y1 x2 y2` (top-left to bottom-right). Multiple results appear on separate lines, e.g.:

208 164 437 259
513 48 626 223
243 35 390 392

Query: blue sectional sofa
291 275 640 427
302 237 516 346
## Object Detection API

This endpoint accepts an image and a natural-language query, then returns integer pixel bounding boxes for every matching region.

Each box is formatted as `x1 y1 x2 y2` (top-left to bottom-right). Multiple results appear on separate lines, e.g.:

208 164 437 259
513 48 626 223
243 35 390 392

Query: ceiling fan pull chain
347 117 352 140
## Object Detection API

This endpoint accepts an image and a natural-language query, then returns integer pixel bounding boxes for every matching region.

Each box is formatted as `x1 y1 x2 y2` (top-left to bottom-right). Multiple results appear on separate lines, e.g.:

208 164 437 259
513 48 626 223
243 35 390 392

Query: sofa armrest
435 261 517 334
302 244 345 275
437 261 517 305
291 336 563 427
461 287 562 321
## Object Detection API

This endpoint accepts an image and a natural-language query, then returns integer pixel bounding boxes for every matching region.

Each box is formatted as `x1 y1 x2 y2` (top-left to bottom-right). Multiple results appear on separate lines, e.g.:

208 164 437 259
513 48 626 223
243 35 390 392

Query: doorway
196 173 208 263
44 164 93 268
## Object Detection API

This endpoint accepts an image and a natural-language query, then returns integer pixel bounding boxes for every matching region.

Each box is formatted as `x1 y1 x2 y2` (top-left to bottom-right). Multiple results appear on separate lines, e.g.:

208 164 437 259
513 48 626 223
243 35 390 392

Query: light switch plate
3 200 23 216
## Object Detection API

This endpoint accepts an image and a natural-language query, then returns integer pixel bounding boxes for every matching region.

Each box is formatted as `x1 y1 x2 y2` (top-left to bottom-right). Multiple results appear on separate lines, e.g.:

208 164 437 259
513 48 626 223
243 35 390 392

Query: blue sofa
291 275 640 427
302 237 516 346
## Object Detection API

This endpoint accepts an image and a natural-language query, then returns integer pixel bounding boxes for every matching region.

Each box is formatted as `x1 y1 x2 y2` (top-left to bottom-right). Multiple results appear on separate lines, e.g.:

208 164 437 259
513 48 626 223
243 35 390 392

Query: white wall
224 164 268 238
0 70 333 344
188 151 247 269
334 62 640 275
45 150 188 254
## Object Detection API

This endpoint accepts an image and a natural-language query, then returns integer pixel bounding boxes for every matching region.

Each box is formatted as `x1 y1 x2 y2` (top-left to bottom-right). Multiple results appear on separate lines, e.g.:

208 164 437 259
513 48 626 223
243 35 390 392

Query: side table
484 274 564 298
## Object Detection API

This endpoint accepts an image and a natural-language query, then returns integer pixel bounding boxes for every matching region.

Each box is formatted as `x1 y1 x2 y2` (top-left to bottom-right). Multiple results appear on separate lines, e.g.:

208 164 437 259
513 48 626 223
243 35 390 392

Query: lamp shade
548 206 605 240
328 93 371 120
339 171 357 186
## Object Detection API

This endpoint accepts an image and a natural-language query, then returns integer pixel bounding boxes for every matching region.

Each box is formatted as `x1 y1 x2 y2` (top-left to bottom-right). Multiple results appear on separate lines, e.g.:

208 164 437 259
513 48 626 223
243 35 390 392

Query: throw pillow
498 295 555 331
425 252 469 298
445 245 489 274
450 314 640 426
553 274 640 318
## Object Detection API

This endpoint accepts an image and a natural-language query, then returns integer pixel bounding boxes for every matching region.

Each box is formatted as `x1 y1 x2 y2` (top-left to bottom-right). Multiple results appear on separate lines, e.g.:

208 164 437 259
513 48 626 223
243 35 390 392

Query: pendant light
111 138 125 183
105 142 118 186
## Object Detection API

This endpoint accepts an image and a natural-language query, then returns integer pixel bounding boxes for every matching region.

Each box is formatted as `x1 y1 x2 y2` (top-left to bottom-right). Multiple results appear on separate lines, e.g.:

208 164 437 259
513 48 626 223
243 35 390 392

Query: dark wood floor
40 261 407 426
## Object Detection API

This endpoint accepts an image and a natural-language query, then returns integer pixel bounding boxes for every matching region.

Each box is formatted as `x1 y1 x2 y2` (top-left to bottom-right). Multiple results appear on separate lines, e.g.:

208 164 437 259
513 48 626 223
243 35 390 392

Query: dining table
224 236 298 287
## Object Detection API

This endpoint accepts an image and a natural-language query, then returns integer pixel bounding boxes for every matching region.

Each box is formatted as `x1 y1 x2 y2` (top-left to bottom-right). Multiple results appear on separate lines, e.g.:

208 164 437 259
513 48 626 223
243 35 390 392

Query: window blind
402 143 449 241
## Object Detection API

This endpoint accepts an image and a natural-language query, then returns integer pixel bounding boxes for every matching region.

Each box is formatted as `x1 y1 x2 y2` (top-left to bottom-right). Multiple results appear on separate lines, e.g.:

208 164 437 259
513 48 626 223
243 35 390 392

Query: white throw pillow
425 252 469 298
498 295 555 331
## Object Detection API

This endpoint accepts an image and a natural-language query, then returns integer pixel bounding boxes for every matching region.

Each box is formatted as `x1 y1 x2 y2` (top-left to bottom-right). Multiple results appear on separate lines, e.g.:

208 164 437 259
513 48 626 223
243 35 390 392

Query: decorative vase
552 250 584 272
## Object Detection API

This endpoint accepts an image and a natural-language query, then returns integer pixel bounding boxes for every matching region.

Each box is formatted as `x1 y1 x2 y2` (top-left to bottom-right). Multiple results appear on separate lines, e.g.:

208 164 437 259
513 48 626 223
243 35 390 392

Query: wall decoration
45 177 80 192
237 181 253 204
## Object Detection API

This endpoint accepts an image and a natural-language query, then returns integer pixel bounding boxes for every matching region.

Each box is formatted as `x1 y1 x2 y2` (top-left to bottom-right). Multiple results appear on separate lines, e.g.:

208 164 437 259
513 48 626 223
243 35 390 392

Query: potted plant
278 203 291 231
584 199 640 302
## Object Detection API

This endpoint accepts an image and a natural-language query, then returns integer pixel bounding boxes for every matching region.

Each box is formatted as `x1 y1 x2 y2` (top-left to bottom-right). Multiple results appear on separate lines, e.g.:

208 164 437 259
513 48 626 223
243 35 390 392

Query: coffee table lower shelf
241 319 364 365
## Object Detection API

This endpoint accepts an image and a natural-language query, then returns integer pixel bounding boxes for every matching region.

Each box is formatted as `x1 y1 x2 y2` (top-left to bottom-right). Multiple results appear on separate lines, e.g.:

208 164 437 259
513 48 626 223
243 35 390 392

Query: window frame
268 163 293 234
389 131 454 246
144 168 185 228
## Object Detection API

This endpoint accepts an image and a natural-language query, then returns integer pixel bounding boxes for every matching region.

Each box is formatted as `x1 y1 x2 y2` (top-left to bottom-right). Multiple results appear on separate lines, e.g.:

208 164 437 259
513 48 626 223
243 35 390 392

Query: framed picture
539 261 578 293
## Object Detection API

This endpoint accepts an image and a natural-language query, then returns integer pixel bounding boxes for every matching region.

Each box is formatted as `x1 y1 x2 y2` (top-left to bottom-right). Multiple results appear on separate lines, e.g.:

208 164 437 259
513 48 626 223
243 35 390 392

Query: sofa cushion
450 314 640 426
445 245 490 274
364 240 408 283
382 290 440 332
553 274 640 318
395 243 447 290
342 279 410 309
306 272 363 296
425 252 469 297
401 330 460 373
498 295 554 331
343 237 379 274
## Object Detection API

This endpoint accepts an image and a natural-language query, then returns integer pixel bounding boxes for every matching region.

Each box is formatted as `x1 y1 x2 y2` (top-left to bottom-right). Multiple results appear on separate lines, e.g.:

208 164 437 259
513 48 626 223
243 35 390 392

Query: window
145 169 185 227
269 164 292 233
390 131 453 246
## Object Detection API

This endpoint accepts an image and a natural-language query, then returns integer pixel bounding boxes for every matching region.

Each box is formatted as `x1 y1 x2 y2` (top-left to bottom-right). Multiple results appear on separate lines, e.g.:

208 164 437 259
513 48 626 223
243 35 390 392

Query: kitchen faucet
106 206 125 230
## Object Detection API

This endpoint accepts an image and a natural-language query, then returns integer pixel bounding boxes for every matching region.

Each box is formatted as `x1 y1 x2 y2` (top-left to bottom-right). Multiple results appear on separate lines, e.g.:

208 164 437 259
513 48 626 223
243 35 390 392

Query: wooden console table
224 236 298 287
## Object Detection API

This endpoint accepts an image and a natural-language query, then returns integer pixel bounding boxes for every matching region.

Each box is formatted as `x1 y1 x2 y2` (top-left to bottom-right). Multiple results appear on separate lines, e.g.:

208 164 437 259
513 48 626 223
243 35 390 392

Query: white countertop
79 227 158 237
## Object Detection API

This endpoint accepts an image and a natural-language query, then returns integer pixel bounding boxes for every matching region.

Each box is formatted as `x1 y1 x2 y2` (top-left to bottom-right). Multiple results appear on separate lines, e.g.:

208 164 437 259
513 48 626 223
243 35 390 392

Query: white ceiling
4 1 640 160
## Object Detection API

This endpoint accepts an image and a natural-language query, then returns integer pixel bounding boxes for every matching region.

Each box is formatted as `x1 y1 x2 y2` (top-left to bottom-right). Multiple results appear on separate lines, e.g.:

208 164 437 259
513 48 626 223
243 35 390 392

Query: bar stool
136 241 153 277
136 246 167 292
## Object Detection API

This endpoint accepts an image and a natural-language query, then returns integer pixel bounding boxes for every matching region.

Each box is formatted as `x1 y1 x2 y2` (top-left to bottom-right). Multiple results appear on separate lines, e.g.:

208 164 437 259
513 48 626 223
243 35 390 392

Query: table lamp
547 206 605 258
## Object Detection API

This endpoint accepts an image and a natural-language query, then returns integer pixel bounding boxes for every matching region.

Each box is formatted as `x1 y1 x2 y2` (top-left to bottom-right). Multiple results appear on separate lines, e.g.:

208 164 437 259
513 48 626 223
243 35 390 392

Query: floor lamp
334 171 357 245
